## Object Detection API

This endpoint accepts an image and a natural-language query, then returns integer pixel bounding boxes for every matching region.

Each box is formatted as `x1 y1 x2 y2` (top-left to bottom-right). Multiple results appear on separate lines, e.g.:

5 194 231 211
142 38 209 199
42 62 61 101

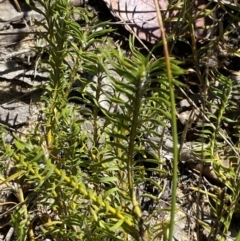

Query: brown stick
13 0 21 12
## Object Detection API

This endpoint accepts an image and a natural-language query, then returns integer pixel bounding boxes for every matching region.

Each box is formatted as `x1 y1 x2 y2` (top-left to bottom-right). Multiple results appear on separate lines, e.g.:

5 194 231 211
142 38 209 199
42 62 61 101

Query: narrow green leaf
103 187 119 199
0 170 26 184
15 140 25 150
109 219 124 231
98 176 118 183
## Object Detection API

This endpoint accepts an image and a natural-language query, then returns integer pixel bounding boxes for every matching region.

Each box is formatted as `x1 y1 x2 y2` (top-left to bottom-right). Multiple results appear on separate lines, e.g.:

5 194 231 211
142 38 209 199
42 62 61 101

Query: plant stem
153 1 179 240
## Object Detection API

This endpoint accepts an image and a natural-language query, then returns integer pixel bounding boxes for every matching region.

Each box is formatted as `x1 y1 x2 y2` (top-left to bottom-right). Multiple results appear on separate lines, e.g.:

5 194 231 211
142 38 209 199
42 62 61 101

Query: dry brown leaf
103 0 214 43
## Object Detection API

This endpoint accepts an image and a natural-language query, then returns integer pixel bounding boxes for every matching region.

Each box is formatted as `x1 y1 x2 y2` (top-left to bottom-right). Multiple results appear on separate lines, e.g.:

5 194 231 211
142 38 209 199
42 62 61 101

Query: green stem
153 1 178 240
127 78 143 219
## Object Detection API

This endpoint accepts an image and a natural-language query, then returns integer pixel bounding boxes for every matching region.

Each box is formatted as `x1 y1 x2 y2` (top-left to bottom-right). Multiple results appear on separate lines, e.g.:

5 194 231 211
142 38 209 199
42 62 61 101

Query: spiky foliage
176 2 240 240
190 69 240 241
0 0 183 240
1 1 240 241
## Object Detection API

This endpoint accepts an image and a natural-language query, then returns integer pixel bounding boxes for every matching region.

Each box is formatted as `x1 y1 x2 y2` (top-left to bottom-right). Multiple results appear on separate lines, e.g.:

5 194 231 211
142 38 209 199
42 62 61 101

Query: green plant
173 2 240 240
1 0 240 241
0 0 184 240
190 69 240 241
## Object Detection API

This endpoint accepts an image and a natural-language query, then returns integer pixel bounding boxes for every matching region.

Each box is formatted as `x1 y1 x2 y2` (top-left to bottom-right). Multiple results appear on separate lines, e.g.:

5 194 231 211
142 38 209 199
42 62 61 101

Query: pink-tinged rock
103 0 214 43
70 0 86 7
